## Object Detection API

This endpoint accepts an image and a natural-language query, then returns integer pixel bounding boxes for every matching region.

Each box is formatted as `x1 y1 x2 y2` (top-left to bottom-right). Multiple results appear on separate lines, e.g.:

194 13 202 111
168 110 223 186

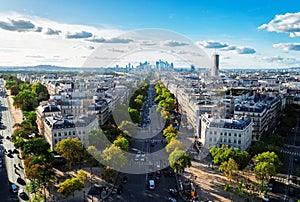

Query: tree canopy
55 138 84 170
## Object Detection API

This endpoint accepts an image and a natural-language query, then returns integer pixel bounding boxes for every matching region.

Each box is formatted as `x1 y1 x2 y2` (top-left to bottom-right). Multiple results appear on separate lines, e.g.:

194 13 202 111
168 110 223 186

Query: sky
0 0 299 68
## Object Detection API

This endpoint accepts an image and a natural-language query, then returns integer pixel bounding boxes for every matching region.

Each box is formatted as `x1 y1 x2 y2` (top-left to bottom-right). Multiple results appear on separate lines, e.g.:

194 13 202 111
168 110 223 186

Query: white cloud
197 40 255 54
86 37 133 43
0 18 38 32
273 43 300 51
258 12 300 37
45 28 61 35
65 31 93 39
235 47 256 54
163 40 188 47
197 40 228 49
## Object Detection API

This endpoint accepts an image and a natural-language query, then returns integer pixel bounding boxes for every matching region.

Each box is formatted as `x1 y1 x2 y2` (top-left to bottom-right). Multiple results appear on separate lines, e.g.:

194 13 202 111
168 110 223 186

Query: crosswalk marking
280 149 300 156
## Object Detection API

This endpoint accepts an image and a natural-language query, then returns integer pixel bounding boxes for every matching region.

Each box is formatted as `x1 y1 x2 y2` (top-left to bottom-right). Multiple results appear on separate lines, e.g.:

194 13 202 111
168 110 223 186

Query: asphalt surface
0 91 28 202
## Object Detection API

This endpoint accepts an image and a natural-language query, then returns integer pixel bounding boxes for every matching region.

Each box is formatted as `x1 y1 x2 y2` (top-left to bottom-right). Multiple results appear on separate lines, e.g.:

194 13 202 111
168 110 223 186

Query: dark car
154 176 160 184
122 176 128 184
13 149 19 154
117 184 123 194
17 177 26 186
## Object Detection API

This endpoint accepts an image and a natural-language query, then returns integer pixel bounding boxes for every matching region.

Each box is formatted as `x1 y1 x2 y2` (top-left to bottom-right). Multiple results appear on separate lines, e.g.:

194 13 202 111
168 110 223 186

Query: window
64 132 67 136
238 134 241 138
54 139 57 144
224 139 227 143
210 131 212 135
79 131 81 135
82 131 85 134
234 133 237 137
228 139 231 143
209 137 212 142
69 131 72 136
234 139 236 143
73 131 76 136
58 132 61 136
54 133 57 137
238 140 241 144
229 133 231 137
214 138 216 142
220 132 223 136
214 131 217 135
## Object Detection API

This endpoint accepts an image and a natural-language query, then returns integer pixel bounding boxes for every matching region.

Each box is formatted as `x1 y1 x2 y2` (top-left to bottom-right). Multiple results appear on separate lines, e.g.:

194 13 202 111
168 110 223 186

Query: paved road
105 83 183 202
0 93 27 201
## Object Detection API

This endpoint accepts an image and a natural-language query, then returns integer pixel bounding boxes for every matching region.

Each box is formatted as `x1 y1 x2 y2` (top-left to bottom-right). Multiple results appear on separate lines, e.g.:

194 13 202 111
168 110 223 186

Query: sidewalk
178 155 251 202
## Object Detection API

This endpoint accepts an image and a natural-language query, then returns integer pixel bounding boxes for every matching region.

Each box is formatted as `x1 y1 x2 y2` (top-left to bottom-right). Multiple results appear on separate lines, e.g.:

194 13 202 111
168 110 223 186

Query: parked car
11 183 18 193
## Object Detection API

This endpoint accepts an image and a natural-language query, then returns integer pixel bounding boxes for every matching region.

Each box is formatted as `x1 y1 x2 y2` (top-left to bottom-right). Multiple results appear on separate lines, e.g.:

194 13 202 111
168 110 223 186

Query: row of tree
154 82 175 121
4 75 49 111
209 145 282 192
128 81 149 123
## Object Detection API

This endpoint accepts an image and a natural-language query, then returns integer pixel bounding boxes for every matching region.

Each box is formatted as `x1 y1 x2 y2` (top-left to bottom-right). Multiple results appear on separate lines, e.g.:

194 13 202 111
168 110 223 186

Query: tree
88 129 110 150
255 151 281 172
254 161 276 183
101 144 127 170
163 125 178 136
165 132 177 143
31 82 50 103
10 85 21 95
118 120 137 137
101 166 117 183
168 148 191 173
22 137 51 157
13 90 38 111
77 169 87 182
26 163 54 183
128 107 140 123
57 177 84 197
254 151 281 184
232 149 250 170
26 180 40 197
219 158 238 182
165 138 185 153
113 136 129 151
55 138 84 169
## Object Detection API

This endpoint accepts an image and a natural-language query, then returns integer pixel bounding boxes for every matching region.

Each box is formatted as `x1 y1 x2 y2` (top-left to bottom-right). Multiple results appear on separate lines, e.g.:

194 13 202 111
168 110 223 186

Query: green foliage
154 81 175 114
101 166 117 183
165 138 185 153
254 151 281 182
219 158 238 181
113 136 129 151
13 89 38 111
77 169 87 182
10 85 21 95
165 132 177 143
22 137 51 157
118 120 137 137
209 146 250 170
163 125 178 136
55 138 84 170
101 144 127 169
128 107 140 123
26 180 40 196
57 177 84 196
88 129 110 150
168 148 191 173
31 82 50 103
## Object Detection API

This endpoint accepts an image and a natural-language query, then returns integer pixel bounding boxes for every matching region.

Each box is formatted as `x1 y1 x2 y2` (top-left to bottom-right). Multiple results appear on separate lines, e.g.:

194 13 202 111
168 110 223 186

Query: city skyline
0 0 300 68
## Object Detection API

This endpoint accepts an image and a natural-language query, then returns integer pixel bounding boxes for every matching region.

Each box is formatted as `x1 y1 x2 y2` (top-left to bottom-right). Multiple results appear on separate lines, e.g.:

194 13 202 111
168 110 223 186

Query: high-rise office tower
211 54 219 77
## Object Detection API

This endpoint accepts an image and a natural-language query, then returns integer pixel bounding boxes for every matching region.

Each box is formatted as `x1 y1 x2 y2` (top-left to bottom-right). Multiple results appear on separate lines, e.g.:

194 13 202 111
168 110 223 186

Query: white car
148 180 155 190
135 151 141 161
140 152 145 161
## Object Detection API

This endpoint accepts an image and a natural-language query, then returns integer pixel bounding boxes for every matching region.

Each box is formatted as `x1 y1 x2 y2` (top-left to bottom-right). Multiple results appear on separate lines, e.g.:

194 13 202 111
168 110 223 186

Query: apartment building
199 114 253 151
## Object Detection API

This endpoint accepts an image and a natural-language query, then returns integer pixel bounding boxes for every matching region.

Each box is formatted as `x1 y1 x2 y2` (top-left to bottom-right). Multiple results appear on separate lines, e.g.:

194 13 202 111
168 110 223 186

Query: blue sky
0 0 299 68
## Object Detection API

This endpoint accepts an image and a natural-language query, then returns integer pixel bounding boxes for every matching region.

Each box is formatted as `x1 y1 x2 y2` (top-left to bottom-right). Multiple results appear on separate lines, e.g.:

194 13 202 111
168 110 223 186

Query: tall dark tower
211 54 219 77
